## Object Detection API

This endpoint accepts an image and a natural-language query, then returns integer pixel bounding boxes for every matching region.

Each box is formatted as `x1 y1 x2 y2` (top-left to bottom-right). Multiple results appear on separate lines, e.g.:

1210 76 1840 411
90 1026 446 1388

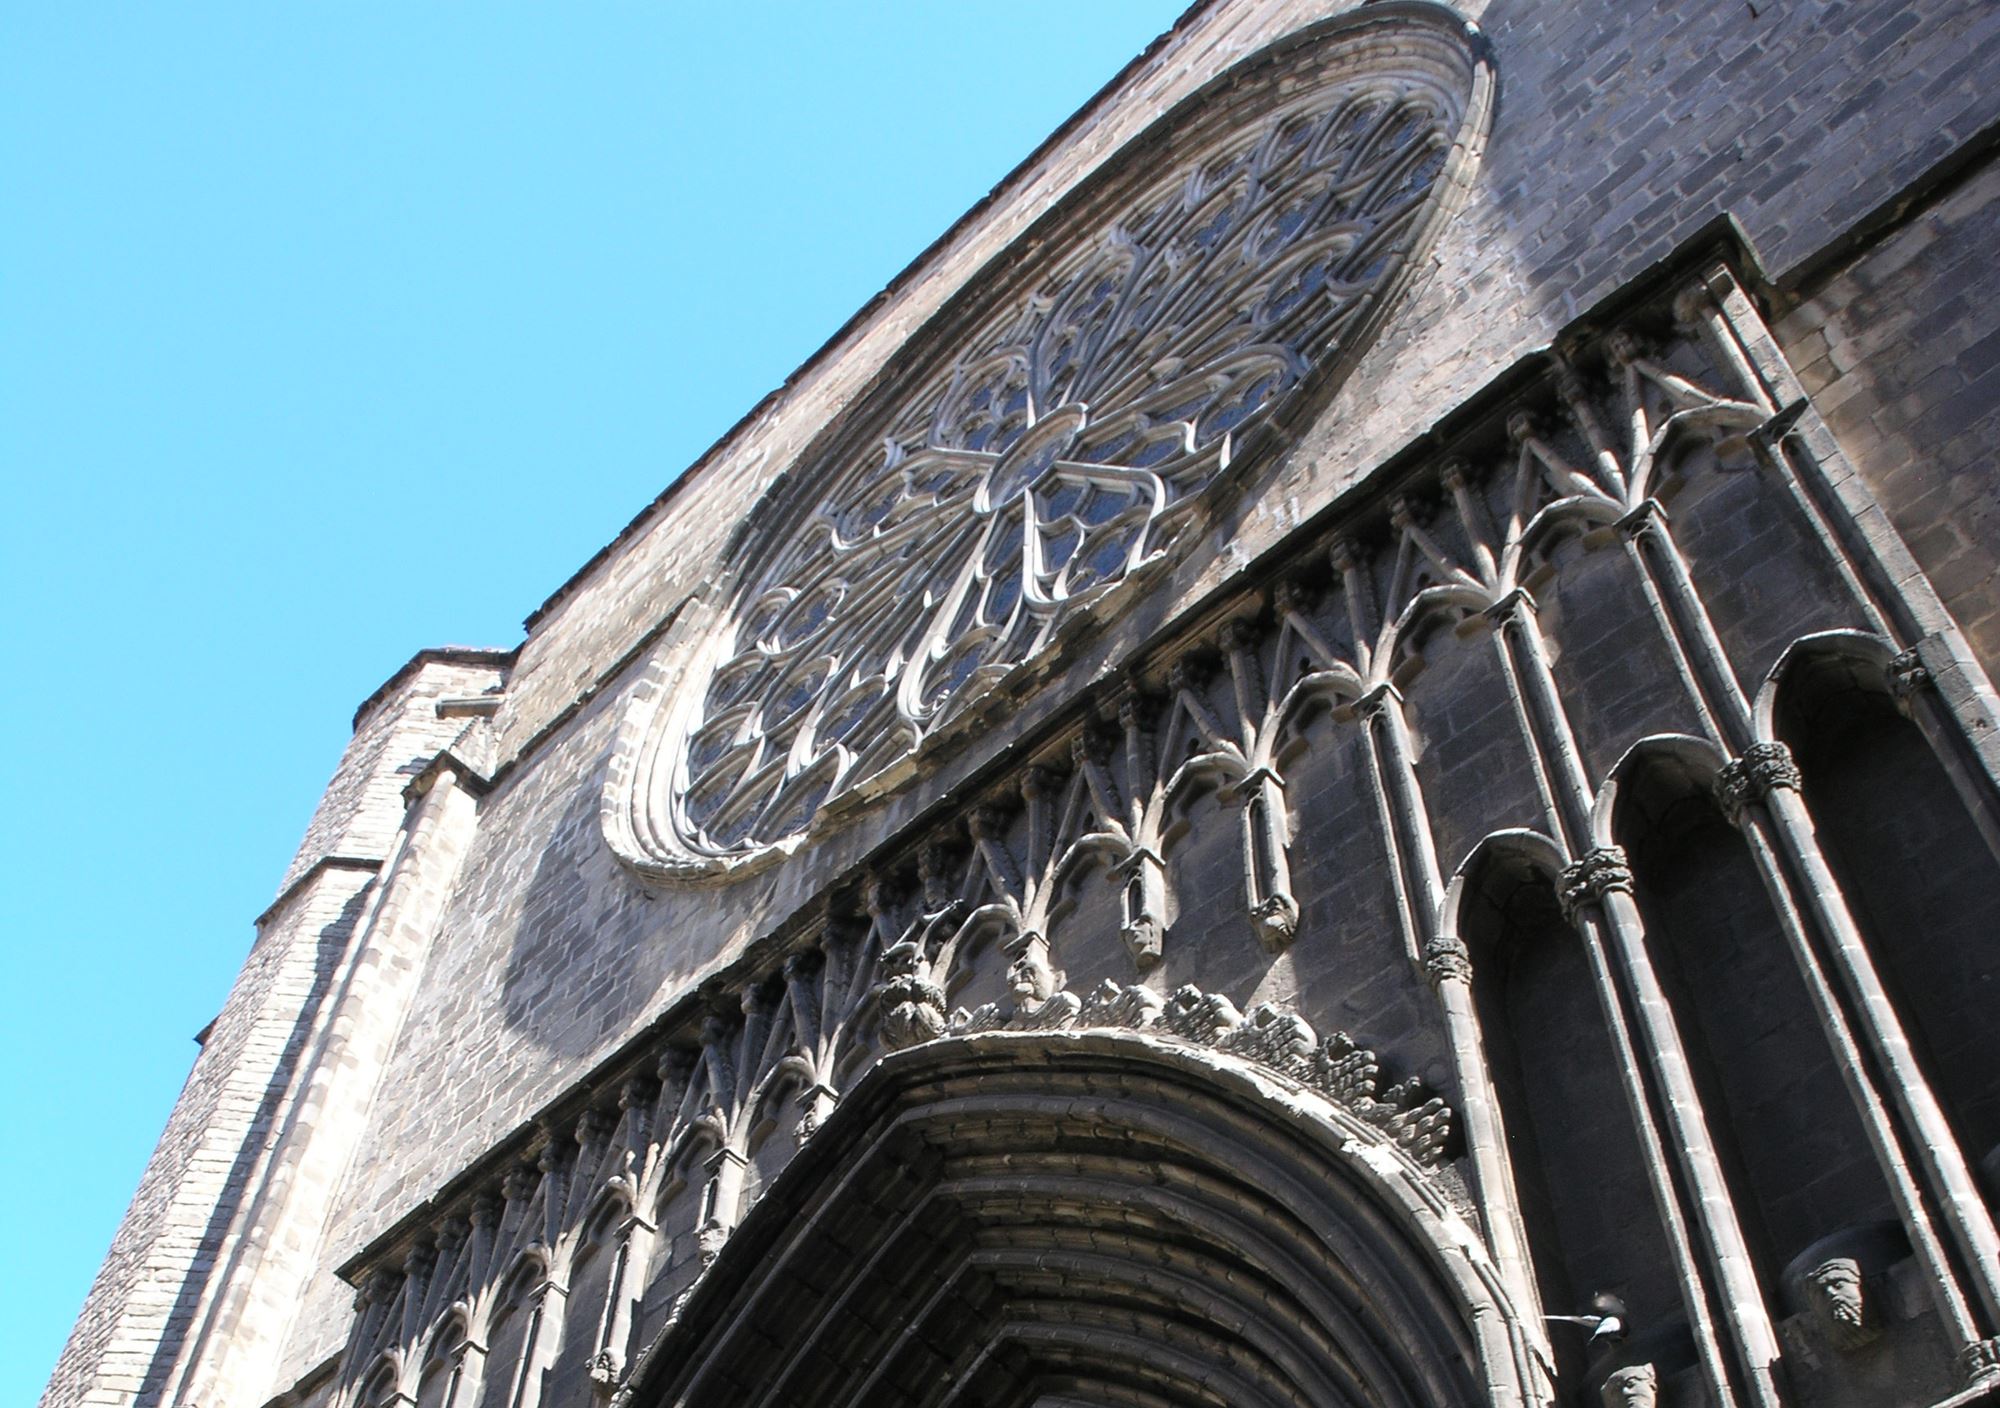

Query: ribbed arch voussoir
625 1031 1538 1408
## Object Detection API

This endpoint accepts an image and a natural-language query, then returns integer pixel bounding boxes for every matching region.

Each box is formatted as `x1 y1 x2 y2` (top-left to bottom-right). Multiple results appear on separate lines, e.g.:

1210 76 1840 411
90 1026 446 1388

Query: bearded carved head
875 940 947 1050
1804 1255 1877 1350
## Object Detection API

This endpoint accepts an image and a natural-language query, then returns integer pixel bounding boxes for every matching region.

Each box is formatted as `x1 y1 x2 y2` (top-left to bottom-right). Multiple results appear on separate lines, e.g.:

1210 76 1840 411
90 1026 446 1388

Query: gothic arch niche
1605 740 1895 1289
1766 635 2000 1177
621 1032 1540 1408
1451 833 1680 1397
606 5 1492 883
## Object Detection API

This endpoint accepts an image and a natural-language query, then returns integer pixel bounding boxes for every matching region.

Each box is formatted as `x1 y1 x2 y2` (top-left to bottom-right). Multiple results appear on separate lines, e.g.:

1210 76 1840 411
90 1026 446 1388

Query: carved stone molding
1714 740 1802 825
944 978 1454 1166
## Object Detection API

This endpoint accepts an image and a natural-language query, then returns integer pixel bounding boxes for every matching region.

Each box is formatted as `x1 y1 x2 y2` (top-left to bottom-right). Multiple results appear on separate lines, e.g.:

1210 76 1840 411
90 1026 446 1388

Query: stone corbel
1238 763 1299 952
1114 844 1166 969
1887 646 1934 711
1616 495 1670 544
872 938 949 1051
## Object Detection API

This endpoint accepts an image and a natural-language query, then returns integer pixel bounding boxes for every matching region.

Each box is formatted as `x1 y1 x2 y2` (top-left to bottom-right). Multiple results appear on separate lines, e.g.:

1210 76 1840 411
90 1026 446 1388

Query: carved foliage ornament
614 14 1486 879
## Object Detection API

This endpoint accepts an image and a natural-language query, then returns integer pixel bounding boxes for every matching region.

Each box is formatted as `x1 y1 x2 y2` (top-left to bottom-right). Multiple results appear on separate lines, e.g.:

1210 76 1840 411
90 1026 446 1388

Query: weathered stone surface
45 4 2000 1408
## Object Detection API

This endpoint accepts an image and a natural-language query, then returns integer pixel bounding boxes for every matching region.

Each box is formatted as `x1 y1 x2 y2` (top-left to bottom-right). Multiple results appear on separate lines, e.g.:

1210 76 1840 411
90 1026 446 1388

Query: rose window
612 20 1483 879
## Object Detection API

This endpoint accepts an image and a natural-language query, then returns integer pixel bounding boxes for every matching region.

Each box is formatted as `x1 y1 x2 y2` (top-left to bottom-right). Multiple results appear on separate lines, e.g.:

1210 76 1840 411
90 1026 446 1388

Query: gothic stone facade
44 4 2000 1408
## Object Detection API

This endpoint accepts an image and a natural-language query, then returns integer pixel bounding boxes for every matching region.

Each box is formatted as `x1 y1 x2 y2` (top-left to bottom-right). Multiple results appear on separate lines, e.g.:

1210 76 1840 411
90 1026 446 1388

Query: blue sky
0 3 1190 1397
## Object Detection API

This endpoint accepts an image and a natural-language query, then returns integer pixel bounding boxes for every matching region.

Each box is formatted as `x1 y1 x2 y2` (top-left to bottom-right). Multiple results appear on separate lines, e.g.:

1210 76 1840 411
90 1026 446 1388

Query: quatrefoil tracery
630 26 1481 878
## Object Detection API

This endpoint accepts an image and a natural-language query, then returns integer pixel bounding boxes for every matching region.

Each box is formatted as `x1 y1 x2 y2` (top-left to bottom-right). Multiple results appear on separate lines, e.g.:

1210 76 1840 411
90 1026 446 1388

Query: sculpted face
1805 1256 1875 1349
1600 1363 1657 1408
1007 945 1058 1005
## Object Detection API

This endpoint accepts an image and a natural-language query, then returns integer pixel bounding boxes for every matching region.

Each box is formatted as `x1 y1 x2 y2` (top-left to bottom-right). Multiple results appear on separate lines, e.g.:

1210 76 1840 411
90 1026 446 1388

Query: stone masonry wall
45 656 504 1408
48 2 2000 1405
328 0 2000 1302
1775 151 2000 672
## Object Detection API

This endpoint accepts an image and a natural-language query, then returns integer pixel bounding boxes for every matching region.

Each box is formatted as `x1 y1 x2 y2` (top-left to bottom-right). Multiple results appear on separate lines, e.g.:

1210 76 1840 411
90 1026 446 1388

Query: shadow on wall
499 775 676 1060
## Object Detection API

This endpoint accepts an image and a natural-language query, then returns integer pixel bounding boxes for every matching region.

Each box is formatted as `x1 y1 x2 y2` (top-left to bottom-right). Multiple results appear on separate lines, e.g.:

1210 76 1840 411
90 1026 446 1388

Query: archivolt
623 1031 1542 1408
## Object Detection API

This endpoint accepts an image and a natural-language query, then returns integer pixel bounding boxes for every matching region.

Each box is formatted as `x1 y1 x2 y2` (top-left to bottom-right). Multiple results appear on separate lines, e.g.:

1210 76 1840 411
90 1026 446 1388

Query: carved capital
501 1163 538 1205
1887 647 1933 704
1220 617 1260 654
1273 579 1315 617
434 1214 470 1254
1422 935 1473 986
1070 728 1112 767
401 1241 436 1280
1328 535 1361 575
1167 656 1210 695
781 947 824 984
1559 845 1633 921
1961 1336 2000 1386
697 1011 736 1050
471 1189 505 1231
655 1045 697 1086
970 802 1012 841
577 1106 619 1149
1115 692 1149 733
918 844 955 910
1438 457 1472 494
1606 328 1647 368
1671 283 1713 330
358 1267 402 1311
1552 358 1592 407
1714 741 1801 825
1504 409 1538 448
1022 765 1064 804
861 870 894 919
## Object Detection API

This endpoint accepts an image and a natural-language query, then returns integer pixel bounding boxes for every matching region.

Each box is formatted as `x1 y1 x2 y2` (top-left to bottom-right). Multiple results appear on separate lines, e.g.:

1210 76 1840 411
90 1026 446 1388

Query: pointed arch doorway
621 1030 1542 1408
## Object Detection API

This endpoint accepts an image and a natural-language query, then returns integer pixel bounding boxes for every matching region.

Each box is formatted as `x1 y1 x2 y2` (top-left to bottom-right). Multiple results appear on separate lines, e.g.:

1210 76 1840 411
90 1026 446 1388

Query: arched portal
622 1031 1541 1408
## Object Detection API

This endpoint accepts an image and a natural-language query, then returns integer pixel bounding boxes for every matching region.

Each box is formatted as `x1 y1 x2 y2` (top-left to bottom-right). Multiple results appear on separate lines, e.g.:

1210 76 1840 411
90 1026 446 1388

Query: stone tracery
624 32 1479 876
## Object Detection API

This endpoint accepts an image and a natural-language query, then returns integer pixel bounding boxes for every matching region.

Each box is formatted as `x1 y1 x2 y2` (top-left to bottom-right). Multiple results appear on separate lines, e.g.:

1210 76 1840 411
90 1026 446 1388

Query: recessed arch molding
620 1031 1542 1408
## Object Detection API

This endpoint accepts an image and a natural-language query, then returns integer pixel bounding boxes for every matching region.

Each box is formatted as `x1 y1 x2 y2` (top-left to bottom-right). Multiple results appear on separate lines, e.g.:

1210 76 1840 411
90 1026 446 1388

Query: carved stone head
875 940 947 1050
1804 1255 1876 1350
1006 936 1061 1007
1599 1362 1657 1408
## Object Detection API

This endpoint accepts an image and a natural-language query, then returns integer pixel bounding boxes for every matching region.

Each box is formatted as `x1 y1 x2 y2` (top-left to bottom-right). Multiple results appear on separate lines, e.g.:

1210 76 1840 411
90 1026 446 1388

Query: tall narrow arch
623 1032 1541 1408
1604 738 1896 1290
1763 633 2000 1179
1447 830 1681 1395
